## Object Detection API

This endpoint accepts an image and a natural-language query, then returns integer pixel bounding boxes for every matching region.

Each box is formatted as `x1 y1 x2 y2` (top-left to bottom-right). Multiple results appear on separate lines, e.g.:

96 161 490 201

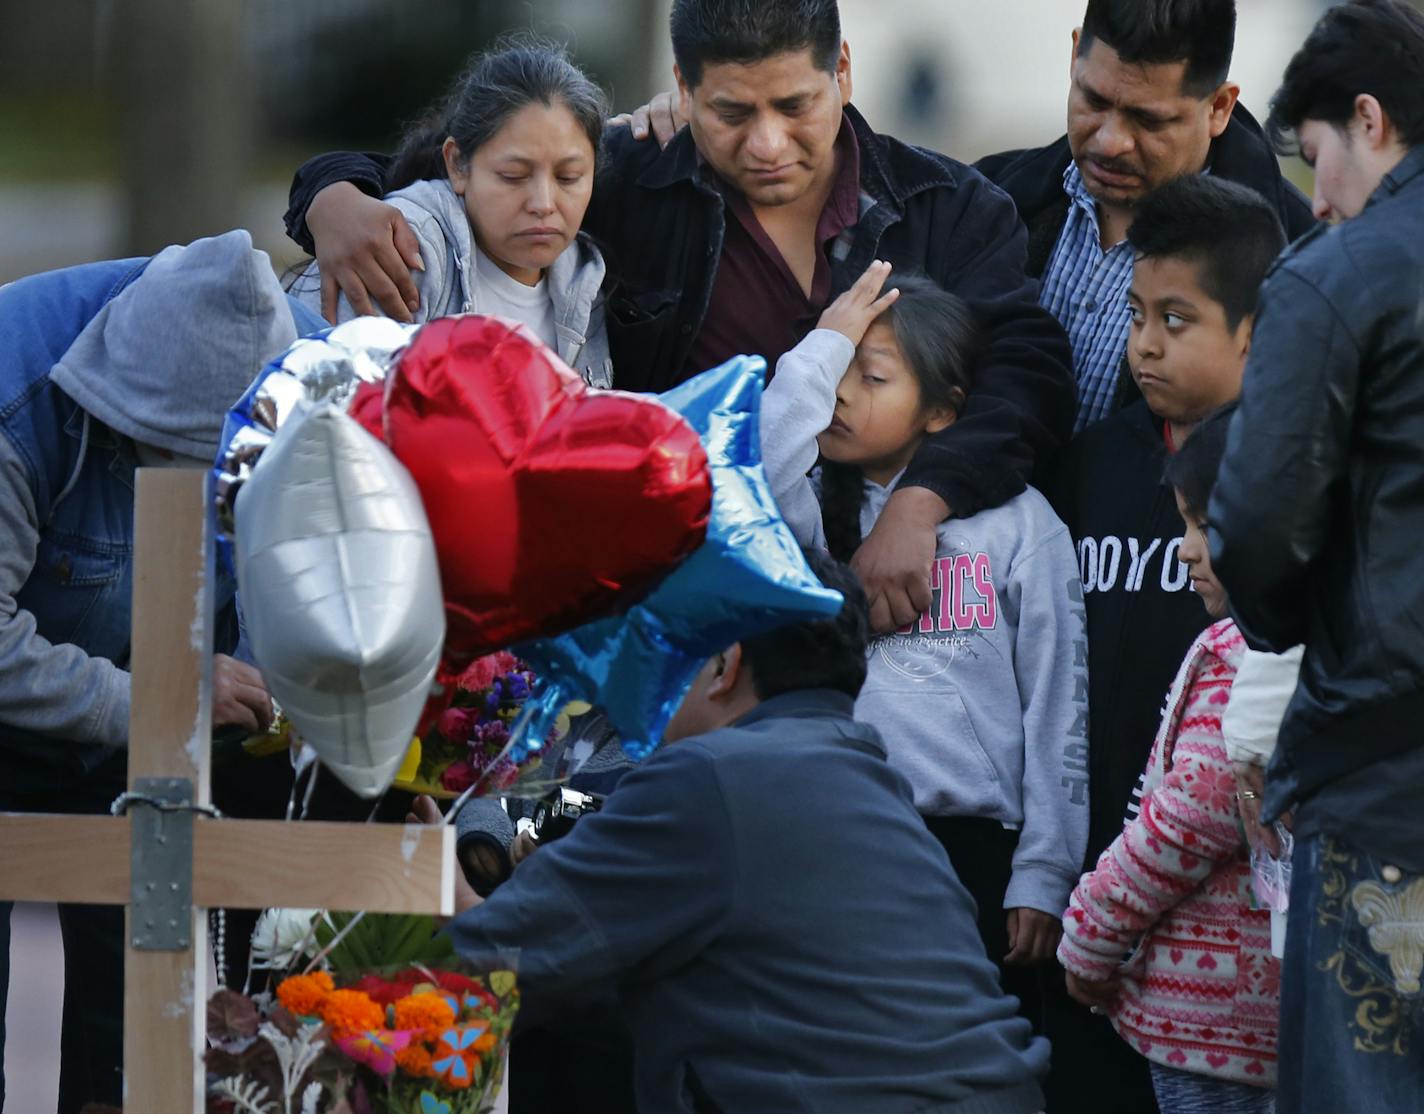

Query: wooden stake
124 468 212 1113
0 468 457 1111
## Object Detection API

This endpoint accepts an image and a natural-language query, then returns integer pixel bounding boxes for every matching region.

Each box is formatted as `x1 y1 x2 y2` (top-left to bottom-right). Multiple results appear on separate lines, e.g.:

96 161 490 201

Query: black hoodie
1043 399 1212 863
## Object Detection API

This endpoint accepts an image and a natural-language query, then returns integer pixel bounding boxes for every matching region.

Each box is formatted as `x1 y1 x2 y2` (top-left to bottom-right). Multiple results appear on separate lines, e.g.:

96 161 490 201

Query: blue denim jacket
0 260 149 782
0 259 319 786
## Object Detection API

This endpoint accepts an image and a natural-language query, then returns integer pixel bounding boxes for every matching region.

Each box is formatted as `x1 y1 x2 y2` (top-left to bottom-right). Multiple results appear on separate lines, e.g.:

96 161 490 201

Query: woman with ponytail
293 37 614 386
760 262 1087 1022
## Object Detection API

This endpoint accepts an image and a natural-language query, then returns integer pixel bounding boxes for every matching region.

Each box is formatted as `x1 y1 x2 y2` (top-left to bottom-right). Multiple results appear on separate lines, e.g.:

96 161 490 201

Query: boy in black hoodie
1043 174 1286 1113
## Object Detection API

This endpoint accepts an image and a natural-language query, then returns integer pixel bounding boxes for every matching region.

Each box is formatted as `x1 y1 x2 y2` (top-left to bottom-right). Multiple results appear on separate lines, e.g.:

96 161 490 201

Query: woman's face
444 101 595 286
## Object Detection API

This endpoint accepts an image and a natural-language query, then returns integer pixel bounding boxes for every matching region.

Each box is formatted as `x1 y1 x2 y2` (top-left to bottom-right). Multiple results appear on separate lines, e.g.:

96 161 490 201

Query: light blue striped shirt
1039 162 1135 433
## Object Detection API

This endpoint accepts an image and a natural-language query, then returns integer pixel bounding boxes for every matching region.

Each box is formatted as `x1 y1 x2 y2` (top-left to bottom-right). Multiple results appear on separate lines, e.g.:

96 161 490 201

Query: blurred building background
0 0 1382 284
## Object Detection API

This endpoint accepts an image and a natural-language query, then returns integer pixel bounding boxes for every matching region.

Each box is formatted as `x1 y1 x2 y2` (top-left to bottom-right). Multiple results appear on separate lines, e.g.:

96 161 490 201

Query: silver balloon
234 401 445 799
217 316 418 534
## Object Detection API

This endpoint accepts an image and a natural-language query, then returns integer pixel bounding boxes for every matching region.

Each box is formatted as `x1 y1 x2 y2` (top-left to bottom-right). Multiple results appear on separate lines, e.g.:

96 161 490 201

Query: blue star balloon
516 355 845 760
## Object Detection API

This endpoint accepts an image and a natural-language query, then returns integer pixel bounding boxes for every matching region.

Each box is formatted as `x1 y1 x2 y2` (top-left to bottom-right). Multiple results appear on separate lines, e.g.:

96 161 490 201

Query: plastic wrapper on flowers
391 652 584 801
206 959 519 1114
517 355 847 761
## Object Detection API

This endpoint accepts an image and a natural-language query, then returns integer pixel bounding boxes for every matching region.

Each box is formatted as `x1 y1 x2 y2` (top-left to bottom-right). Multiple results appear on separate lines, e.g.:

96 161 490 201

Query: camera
532 786 605 843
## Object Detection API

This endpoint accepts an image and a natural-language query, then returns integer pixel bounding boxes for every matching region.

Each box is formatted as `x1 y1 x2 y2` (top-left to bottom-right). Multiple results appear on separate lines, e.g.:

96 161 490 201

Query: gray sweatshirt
761 329 1090 916
292 177 614 388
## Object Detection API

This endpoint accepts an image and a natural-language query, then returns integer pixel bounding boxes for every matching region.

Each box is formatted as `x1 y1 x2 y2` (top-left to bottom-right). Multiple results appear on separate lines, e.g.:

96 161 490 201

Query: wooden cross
0 469 456 1111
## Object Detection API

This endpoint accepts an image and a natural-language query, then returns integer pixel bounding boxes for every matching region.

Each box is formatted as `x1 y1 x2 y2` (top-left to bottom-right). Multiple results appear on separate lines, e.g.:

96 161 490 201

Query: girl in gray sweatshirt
761 262 1089 971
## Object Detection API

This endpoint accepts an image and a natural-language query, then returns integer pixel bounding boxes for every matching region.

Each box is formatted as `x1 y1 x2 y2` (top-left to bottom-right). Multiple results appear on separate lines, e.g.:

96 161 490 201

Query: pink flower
439 760 477 792
486 757 521 792
437 707 477 746
456 652 522 694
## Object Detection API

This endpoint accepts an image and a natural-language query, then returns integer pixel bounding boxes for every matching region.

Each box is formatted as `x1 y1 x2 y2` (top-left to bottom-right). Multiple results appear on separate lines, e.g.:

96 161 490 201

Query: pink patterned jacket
1057 619 1278 1088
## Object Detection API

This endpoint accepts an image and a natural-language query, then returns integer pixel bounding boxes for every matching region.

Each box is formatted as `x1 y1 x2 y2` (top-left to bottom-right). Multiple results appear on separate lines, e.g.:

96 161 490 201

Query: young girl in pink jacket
1058 405 1279 1112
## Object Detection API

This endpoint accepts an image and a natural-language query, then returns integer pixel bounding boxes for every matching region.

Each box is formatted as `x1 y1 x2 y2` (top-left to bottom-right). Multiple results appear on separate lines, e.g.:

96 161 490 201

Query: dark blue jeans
1277 833 1424 1114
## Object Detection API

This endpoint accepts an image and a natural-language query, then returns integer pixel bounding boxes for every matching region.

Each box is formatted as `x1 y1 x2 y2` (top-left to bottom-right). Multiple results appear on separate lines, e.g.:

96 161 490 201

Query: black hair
387 35 608 191
1267 0 1424 155
1079 0 1236 98
670 0 842 89
1164 401 1238 516
818 275 979 564
1127 176 1286 330
740 550 870 701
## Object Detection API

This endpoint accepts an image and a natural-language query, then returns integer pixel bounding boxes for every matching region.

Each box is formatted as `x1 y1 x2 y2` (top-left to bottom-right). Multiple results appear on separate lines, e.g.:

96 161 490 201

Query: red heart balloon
351 315 712 661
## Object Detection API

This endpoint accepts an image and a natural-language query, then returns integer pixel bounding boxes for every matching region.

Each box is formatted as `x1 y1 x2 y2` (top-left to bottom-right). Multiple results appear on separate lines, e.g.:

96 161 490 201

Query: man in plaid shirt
976 0 1313 433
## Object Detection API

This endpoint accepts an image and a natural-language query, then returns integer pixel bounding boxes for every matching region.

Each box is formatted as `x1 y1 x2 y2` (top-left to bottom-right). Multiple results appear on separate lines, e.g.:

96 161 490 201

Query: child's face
1173 488 1229 619
1127 255 1251 427
816 320 954 485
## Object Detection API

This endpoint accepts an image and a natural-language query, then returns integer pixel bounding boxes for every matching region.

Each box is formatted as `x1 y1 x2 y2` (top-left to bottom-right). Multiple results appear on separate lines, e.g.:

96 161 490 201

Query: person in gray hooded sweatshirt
291 38 613 387
761 263 1089 1026
0 229 317 1113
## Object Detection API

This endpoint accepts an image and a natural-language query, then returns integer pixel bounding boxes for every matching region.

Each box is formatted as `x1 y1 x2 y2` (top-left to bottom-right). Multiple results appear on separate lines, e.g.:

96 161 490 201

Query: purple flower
471 720 511 752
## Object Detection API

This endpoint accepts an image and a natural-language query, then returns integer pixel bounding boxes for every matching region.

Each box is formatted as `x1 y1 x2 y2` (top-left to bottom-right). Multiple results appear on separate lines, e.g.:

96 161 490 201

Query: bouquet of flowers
393 651 583 800
236 651 583 804
210 911 518 1114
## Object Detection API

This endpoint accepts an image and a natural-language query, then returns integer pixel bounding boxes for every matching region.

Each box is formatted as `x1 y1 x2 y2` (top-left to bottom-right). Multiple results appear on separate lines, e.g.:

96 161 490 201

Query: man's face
678 45 851 208
1127 254 1250 427
1298 118 1383 223
662 655 722 744
1067 32 1235 211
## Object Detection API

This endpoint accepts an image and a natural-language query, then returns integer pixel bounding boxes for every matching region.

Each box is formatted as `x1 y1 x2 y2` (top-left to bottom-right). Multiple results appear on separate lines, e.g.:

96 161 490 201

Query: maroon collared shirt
684 117 862 381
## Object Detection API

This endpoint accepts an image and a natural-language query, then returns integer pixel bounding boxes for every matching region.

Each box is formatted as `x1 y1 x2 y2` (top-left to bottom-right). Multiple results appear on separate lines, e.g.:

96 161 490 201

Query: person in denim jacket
0 230 319 1113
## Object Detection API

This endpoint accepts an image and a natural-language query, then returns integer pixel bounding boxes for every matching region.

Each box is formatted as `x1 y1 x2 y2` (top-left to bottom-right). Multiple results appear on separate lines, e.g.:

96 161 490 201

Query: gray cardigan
293 177 613 388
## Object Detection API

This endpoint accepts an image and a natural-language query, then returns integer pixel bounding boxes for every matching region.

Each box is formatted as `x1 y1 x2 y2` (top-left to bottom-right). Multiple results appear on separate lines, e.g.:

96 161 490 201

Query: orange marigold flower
275 971 335 1018
392 993 457 1039
394 1043 436 1078
472 1032 497 1055
318 988 385 1037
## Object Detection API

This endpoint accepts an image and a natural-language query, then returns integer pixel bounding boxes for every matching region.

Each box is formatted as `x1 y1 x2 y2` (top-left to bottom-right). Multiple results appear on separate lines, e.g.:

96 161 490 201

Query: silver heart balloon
234 401 444 798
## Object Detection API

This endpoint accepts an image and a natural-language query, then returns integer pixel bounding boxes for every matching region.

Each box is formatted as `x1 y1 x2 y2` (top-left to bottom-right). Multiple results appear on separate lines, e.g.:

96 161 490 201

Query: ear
1235 312 1255 357
836 40 853 107
1355 93 1392 151
1206 82 1241 140
922 397 961 436
708 643 744 698
674 63 692 118
442 138 468 193
1070 27 1083 75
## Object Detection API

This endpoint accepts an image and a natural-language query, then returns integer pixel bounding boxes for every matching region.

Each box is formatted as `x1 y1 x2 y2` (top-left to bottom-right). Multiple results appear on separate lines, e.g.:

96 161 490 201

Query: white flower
250 907 321 971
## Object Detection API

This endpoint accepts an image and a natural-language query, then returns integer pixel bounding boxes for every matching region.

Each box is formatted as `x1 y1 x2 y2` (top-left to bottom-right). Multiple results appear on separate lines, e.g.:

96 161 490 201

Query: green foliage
314 914 456 976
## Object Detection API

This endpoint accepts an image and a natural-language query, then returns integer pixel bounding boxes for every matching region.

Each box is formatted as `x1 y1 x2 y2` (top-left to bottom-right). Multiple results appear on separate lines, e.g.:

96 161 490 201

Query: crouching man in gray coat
427 554 1049 1114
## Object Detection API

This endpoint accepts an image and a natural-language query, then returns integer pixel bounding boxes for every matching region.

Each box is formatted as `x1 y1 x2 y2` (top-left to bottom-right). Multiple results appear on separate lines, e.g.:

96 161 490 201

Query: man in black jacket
283 0 1075 635
975 0 1314 434
1210 4 1424 1110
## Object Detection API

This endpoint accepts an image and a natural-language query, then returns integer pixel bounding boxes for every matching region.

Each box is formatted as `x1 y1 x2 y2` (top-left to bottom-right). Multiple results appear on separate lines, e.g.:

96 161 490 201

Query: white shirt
1222 645 1305 766
471 245 558 351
